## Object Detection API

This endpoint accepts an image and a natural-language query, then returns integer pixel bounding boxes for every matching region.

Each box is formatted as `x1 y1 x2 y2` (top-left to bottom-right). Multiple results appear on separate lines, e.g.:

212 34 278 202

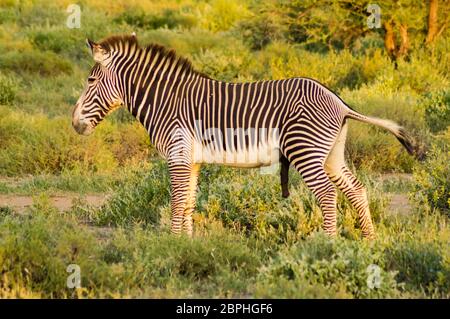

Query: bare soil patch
387 193 412 215
0 194 107 213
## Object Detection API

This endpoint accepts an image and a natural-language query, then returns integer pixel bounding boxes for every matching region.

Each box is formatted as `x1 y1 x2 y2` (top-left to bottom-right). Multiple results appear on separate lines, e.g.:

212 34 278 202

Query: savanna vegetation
0 0 449 298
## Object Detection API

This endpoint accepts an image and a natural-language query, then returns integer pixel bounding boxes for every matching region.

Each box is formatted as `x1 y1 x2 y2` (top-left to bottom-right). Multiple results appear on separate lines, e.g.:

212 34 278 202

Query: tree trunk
384 20 396 61
425 0 439 45
398 24 409 58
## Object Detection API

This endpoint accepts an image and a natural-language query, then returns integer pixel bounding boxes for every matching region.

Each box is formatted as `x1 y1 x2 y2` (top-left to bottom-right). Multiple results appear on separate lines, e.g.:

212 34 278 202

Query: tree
425 0 449 47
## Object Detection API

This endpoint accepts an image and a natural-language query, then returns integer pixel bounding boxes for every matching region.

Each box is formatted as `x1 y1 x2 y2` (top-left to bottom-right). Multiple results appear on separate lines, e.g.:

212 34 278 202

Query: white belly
192 137 280 167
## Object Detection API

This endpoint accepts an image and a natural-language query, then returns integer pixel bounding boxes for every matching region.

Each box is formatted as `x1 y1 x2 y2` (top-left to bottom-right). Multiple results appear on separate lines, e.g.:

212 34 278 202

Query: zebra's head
72 38 125 135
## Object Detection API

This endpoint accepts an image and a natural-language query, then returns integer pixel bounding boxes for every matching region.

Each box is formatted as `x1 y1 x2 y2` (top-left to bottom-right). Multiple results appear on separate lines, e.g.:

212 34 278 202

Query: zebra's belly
192 141 280 167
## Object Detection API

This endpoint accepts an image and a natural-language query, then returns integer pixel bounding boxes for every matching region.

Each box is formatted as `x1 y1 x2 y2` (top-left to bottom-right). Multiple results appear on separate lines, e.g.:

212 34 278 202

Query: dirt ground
0 174 413 214
0 194 107 213
387 193 411 215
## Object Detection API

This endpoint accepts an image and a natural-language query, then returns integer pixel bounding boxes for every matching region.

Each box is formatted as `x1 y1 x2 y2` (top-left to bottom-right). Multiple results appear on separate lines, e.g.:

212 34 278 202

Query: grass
0 169 145 195
0 185 448 298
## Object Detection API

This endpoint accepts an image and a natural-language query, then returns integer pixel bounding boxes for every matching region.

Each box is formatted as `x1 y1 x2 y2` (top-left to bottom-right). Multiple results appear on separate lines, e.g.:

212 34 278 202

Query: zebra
72 34 419 239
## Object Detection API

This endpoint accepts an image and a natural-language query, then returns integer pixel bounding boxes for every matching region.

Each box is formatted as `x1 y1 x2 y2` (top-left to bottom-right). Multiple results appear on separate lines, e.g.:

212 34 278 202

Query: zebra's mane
99 35 210 79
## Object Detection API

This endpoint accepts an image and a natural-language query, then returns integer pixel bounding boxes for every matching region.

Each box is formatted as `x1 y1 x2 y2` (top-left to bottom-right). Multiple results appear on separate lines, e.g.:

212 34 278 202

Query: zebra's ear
86 39 108 65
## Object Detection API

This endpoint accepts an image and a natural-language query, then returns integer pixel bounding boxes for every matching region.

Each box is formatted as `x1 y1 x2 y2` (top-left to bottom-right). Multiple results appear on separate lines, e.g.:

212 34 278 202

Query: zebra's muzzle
72 103 95 136
72 119 93 135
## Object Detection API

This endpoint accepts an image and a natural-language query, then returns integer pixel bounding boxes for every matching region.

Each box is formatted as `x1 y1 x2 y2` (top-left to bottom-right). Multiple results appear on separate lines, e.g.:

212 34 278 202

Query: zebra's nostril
72 119 87 135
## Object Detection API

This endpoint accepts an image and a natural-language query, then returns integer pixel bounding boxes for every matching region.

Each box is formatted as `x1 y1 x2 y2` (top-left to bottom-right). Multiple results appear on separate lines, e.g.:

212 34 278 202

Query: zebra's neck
117 46 210 146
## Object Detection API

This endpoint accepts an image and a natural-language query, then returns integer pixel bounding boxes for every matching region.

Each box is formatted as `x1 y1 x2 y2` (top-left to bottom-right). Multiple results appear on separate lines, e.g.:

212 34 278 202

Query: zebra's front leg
168 162 200 236
182 164 201 236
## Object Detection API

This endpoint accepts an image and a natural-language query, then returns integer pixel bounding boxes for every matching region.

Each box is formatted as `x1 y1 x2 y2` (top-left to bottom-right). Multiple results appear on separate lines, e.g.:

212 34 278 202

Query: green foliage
256 234 400 298
412 129 450 215
197 0 251 32
247 43 389 91
0 206 14 219
0 106 152 176
0 50 72 77
0 72 18 105
385 240 449 295
0 199 261 298
1 194 448 298
90 162 171 227
238 7 286 50
423 91 450 133
196 166 388 243
191 41 252 81
114 8 196 30
28 28 87 60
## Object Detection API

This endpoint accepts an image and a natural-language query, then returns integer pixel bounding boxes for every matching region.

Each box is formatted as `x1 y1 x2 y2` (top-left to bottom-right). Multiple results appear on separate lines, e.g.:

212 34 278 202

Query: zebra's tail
345 108 425 160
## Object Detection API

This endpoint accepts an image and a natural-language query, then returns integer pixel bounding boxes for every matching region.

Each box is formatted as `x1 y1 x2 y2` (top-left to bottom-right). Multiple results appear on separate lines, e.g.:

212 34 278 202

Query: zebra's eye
87 77 96 84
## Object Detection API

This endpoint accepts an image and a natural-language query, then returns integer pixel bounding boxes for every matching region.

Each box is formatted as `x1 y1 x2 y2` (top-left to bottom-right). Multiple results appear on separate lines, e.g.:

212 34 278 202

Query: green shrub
394 51 449 94
197 165 388 243
412 128 450 215
385 240 449 295
0 50 72 77
99 229 260 296
255 234 400 298
0 73 19 105
0 206 14 219
0 201 107 298
0 107 150 176
237 4 287 50
28 28 87 60
247 43 388 91
0 199 260 298
197 0 251 32
114 8 196 30
89 161 170 227
423 91 450 133
16 3 64 27
191 43 252 81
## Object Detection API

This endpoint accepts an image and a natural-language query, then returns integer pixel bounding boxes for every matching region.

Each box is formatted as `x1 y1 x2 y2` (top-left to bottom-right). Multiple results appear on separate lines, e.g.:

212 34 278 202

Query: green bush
237 4 287 50
15 3 64 27
197 165 388 243
191 42 252 81
28 28 86 60
0 50 72 77
114 8 196 30
412 128 450 215
385 240 449 295
0 73 18 105
0 107 150 176
255 234 400 298
246 43 388 91
423 91 450 133
90 162 170 227
0 199 261 298
197 0 251 32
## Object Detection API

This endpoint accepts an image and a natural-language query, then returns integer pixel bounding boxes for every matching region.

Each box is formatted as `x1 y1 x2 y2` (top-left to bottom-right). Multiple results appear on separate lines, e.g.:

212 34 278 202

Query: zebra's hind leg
289 153 338 236
324 123 375 239
168 162 200 236
280 154 290 198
